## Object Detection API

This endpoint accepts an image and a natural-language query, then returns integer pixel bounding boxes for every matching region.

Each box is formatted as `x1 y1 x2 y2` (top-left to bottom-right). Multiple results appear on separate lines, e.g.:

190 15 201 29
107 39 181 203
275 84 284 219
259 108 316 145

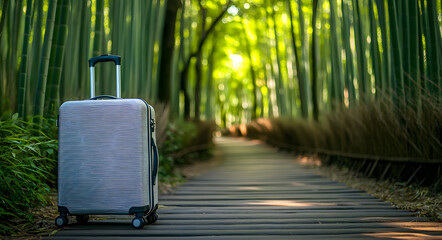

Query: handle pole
90 67 95 98
116 65 121 98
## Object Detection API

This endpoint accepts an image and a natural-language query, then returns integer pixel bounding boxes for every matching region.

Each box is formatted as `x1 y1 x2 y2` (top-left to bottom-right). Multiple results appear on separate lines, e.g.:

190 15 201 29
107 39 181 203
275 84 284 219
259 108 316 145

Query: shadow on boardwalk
50 137 442 239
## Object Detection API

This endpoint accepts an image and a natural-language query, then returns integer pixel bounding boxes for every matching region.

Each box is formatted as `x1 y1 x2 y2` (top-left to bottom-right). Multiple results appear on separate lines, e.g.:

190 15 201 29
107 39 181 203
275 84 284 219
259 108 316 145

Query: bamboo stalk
341 0 356 106
352 0 368 100
45 0 63 116
368 0 382 97
311 0 319 120
376 0 391 94
17 0 33 119
329 0 344 108
33 0 58 122
242 20 257 120
270 1 286 116
47 0 70 118
27 0 43 117
387 0 405 104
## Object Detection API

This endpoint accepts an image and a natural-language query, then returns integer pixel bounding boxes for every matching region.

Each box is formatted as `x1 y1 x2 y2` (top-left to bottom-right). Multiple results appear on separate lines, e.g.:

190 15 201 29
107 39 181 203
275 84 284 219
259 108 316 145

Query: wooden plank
52 137 441 239
147 212 415 220
49 235 374 240
156 206 404 212
83 217 430 225
62 222 442 232
53 228 442 237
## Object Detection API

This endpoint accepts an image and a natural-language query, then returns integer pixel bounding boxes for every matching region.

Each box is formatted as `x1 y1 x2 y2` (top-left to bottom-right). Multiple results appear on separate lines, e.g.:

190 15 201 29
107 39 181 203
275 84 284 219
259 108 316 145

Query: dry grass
235 96 442 161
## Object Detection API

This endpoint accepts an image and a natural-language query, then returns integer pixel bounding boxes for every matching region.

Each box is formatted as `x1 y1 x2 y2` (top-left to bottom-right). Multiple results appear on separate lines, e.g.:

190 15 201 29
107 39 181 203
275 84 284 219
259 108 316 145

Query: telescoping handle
88 55 122 98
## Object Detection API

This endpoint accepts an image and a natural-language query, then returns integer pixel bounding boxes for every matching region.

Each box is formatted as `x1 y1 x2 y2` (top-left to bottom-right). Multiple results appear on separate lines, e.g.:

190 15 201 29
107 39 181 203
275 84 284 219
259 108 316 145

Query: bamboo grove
0 0 441 126
0 0 172 120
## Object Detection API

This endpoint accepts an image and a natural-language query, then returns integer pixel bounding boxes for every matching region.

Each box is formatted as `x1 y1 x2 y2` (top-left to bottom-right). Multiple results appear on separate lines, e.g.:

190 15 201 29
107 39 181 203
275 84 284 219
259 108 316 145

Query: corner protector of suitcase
129 205 150 215
58 206 70 214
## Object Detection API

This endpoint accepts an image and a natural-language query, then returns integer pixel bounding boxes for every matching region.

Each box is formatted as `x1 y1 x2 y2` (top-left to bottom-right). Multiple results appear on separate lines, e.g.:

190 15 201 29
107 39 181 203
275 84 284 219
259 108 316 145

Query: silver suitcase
55 55 158 229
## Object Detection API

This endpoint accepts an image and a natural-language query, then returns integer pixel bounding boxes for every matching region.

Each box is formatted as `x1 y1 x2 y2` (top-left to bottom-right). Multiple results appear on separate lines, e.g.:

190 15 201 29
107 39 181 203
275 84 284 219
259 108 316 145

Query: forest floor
296 154 442 221
4 138 441 239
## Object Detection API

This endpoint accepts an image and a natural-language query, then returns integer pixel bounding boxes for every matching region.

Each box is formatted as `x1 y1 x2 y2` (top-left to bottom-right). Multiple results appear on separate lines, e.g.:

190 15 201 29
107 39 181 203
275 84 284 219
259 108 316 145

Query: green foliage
158 120 216 184
0 114 57 236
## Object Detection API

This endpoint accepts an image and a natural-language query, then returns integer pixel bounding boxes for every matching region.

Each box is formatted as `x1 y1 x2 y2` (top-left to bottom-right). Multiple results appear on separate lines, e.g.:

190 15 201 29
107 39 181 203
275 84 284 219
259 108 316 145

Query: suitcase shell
56 55 158 228
58 99 158 215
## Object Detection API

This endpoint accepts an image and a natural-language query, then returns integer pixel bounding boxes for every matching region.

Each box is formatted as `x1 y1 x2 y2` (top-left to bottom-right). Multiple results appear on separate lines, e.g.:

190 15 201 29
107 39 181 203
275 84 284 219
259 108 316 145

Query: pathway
51 137 442 239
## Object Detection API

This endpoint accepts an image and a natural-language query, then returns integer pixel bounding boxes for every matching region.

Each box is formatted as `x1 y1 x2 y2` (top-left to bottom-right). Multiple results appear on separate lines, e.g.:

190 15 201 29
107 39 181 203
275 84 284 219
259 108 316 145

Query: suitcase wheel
132 217 145 229
55 216 69 227
76 215 89 224
146 212 158 224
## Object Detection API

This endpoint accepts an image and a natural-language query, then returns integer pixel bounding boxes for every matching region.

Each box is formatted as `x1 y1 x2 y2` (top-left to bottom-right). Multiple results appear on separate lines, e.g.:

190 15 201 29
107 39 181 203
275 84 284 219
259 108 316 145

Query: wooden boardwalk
51 137 442 239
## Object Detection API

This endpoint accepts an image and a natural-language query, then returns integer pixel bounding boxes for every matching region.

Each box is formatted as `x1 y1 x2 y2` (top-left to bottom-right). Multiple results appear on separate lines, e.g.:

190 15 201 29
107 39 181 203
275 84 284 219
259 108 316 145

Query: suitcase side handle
152 138 159 185
89 55 122 99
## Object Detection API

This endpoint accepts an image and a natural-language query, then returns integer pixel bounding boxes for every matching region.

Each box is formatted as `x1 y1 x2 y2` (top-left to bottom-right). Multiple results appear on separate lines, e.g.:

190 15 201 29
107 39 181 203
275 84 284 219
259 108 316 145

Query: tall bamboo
341 0 356 106
78 0 91 99
146 0 157 99
28 0 43 113
158 0 181 104
264 6 277 116
0 0 9 104
388 0 405 104
375 0 391 94
242 20 257 120
205 37 216 120
60 0 82 102
17 0 33 118
352 0 368 100
408 0 420 108
194 0 207 120
311 0 319 120
368 0 382 97
92 0 104 94
424 0 441 99
47 0 70 119
153 0 168 102
399 1 412 101
297 0 310 116
45 0 63 115
0 0 9 41
329 0 343 108
270 2 286 116
33 0 58 120
6 0 23 113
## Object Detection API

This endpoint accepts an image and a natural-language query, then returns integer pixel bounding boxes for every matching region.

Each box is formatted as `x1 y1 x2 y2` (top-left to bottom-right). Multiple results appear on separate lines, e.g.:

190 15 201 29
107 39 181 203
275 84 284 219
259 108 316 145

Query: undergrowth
0 114 58 236
158 119 216 192
234 95 442 160
229 95 442 187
